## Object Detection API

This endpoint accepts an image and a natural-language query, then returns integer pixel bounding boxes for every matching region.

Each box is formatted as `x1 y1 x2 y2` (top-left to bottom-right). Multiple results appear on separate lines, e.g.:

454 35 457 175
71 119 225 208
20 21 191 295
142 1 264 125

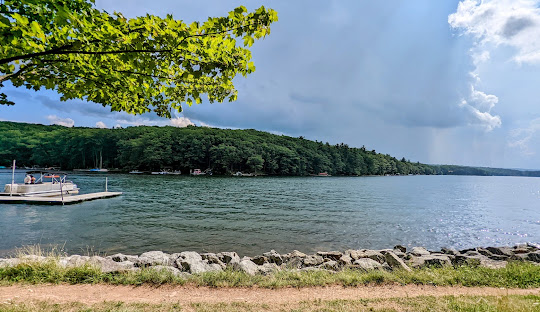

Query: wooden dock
0 192 122 205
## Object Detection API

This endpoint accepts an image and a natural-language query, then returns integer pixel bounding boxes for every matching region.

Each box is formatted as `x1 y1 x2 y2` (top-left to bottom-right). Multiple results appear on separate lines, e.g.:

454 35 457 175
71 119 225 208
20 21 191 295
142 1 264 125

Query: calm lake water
1 170 539 257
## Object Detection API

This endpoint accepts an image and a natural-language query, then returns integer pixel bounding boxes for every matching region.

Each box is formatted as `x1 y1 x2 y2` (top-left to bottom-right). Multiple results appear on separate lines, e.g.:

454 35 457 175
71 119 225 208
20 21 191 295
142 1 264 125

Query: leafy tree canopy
0 0 278 117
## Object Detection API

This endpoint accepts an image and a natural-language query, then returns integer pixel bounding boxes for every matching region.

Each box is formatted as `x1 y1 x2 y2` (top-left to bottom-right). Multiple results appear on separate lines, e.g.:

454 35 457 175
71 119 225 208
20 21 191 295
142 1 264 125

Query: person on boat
24 175 31 184
30 175 36 184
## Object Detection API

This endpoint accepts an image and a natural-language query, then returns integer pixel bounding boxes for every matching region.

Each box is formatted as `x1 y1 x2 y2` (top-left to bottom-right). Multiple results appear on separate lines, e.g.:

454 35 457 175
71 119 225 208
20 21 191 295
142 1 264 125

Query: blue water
1 170 539 256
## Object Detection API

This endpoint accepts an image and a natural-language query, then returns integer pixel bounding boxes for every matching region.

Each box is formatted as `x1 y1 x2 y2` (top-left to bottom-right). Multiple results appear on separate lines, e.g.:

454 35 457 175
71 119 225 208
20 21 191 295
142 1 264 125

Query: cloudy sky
2 0 540 169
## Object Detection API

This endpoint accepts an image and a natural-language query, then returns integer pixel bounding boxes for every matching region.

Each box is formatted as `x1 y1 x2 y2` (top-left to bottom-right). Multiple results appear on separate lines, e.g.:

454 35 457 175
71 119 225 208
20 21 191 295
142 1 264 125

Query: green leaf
243 35 254 47
0 1 277 116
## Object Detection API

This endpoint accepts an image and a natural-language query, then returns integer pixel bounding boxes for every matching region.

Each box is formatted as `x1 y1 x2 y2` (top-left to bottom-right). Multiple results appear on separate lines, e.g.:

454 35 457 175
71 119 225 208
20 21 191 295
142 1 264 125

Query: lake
0 170 539 257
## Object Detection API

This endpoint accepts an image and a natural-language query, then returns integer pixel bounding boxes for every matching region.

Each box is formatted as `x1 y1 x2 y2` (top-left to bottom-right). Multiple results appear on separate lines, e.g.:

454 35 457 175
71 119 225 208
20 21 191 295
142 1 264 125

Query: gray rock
252 255 268 265
137 251 171 267
441 247 458 255
20 255 47 263
108 253 138 263
317 251 343 261
352 258 384 271
282 250 307 264
259 263 279 275
476 248 494 258
338 254 353 266
464 250 481 257
231 258 260 276
89 256 134 273
263 250 283 265
289 250 307 258
285 256 304 269
359 250 385 264
526 252 540 263
393 250 407 259
527 242 540 250
408 255 451 269
148 265 182 276
394 245 407 253
298 267 337 274
201 253 226 269
345 249 362 260
0 258 20 267
486 247 514 257
175 251 221 274
513 248 530 254
217 252 240 264
452 255 482 267
487 254 509 261
319 260 339 271
480 259 507 269
303 255 324 267
384 251 412 272
410 247 430 257
60 255 91 268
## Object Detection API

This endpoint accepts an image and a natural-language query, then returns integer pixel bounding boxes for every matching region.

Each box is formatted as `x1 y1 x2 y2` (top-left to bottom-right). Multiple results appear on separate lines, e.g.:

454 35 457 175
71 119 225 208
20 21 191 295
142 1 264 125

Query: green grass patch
1 258 540 288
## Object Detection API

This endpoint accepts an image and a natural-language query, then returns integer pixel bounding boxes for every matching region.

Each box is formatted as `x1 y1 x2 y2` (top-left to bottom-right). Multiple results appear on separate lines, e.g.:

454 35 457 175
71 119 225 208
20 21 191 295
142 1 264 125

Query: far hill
1 121 539 177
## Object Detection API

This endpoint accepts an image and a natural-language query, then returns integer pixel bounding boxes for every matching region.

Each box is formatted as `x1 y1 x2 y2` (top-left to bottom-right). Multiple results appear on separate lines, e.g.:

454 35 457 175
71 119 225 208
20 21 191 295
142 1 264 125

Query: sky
2 0 540 169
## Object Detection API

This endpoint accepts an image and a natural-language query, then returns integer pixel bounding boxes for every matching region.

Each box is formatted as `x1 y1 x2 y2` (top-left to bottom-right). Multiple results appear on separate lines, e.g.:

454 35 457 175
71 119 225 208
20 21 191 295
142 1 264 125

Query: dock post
105 177 108 192
10 160 15 197
59 176 64 205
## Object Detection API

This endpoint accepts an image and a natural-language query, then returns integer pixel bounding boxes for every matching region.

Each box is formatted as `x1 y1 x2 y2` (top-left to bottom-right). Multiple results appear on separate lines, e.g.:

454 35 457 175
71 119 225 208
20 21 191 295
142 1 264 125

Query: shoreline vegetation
2 121 540 177
2 245 540 311
1 244 540 288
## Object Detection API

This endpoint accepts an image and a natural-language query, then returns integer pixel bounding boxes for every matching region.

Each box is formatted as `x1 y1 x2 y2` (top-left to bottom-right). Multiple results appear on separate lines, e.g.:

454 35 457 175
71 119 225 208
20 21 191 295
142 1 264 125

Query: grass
1 256 540 288
1 295 540 312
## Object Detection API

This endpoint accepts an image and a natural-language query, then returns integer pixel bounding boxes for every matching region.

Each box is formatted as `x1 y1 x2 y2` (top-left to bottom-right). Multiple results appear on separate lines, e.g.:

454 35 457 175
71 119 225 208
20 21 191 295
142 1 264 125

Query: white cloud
198 121 212 128
459 86 501 131
95 121 107 129
169 117 194 128
469 86 499 112
115 117 168 127
447 0 540 131
449 0 540 64
509 118 540 155
46 115 74 127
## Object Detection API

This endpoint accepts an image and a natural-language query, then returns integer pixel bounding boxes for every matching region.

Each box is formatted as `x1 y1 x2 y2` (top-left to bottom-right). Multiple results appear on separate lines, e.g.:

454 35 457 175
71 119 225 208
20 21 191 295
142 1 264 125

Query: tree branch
0 63 36 83
0 44 74 65
0 21 261 65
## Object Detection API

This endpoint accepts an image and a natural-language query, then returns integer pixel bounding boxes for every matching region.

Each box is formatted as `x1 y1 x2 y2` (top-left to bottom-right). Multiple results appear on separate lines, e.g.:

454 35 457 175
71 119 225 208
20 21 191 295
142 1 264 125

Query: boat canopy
25 170 67 175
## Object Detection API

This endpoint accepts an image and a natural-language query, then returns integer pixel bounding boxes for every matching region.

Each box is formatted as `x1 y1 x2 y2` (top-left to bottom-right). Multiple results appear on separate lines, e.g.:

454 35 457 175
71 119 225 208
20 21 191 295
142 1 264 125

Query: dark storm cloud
502 16 535 38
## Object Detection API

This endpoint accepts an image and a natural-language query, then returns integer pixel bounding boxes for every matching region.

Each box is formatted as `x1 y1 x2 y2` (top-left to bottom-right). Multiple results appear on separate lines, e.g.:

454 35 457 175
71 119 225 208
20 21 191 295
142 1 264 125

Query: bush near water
3 121 540 177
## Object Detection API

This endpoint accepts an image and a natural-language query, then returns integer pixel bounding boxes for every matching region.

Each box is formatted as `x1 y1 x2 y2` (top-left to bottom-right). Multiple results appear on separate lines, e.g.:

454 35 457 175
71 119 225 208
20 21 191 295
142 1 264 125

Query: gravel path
1 285 539 305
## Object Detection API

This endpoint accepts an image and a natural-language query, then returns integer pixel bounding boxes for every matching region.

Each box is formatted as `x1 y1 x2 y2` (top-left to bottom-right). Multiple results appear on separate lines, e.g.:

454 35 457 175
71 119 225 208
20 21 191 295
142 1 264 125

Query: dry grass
1 295 540 312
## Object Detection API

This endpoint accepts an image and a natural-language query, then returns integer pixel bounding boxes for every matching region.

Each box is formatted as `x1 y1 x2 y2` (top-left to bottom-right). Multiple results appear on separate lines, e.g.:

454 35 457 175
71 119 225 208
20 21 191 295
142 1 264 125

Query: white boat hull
1 182 79 197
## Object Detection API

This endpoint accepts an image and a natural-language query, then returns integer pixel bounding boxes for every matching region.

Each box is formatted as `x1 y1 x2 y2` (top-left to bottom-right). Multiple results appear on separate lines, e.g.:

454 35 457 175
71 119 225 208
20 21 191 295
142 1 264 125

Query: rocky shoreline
1 244 539 276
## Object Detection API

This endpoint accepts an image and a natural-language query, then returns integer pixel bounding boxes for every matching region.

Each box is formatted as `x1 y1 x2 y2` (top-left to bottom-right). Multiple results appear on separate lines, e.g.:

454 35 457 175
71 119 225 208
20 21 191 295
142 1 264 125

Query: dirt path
1 285 539 305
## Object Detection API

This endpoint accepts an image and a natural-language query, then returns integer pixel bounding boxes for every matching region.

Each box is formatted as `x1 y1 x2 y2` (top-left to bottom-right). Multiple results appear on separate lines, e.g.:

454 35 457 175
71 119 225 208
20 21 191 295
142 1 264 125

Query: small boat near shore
232 172 256 177
0 170 79 197
1 160 122 204
310 172 331 177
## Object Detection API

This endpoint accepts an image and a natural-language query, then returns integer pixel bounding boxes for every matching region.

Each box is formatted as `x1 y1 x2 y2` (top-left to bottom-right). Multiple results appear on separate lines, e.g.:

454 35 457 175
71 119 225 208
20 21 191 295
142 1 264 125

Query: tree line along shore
2 121 540 177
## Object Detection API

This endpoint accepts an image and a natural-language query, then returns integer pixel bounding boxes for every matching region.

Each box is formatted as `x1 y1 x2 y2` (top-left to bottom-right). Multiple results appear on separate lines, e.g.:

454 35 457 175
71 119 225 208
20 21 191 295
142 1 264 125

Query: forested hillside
2 121 539 177
0 121 434 175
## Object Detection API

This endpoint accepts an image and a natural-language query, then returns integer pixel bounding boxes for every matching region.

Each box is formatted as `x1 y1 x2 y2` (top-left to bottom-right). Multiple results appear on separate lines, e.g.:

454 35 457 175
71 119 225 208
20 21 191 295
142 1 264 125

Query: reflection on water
1 170 540 256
